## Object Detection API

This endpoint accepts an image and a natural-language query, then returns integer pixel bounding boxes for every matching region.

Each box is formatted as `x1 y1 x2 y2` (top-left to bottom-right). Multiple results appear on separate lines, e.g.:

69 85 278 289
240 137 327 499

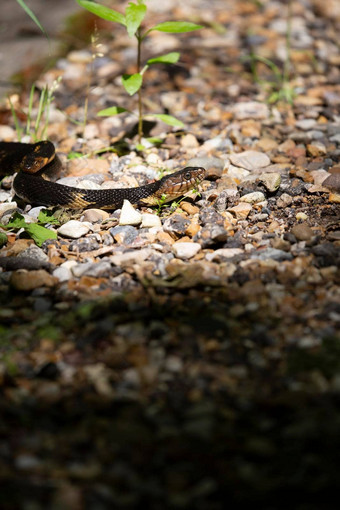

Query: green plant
76 0 203 143
155 188 201 215
9 77 62 142
0 210 59 247
245 0 295 104
15 0 48 38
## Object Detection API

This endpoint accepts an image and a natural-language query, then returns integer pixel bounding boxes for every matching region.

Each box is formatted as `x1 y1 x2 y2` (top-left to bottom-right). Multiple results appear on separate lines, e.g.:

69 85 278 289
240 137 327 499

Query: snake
0 140 206 210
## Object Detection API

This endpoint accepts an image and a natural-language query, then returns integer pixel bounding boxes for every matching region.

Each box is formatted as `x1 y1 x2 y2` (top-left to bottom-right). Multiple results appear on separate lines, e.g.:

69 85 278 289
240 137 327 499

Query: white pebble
230 151 271 170
172 241 201 259
119 200 142 225
240 191 266 203
57 220 91 238
141 213 162 228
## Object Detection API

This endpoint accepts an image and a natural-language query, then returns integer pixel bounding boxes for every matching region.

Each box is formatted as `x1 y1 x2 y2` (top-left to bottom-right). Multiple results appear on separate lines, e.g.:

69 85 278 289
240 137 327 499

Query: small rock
251 248 293 261
141 213 162 228
163 214 191 237
58 220 91 239
256 138 278 152
172 241 201 259
110 248 152 267
329 193 340 203
295 119 316 130
228 202 252 219
206 248 244 261
53 266 73 282
296 212 308 221
82 209 110 222
0 202 17 218
260 172 281 192
180 133 199 148
0 191 11 203
110 225 137 244
322 174 340 192
10 269 56 291
232 101 269 120
187 157 224 172
291 223 314 241
230 151 271 171
72 261 111 278
240 191 265 204
277 193 293 208
119 200 142 226
307 142 327 157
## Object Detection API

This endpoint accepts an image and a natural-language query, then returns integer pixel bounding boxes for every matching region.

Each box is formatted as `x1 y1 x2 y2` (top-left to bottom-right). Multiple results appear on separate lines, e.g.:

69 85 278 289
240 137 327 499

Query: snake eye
184 171 192 180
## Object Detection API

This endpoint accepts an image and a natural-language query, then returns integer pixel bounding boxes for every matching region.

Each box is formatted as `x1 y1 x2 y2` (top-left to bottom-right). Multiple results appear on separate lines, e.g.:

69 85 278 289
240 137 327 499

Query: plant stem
137 28 143 144
283 0 292 88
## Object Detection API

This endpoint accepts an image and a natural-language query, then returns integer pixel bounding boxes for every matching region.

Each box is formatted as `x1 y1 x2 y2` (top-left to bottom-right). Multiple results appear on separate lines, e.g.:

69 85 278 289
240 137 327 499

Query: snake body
0 141 206 210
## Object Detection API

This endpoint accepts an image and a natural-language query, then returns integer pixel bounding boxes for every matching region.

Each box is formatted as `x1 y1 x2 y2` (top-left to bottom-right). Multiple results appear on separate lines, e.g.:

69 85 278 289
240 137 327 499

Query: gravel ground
0 0 340 508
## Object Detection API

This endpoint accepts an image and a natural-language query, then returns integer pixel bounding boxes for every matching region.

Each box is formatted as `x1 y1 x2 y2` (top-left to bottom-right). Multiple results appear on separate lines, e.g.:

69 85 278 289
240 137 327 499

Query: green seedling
9 77 62 142
245 0 295 104
155 187 201 215
0 210 59 247
76 0 203 143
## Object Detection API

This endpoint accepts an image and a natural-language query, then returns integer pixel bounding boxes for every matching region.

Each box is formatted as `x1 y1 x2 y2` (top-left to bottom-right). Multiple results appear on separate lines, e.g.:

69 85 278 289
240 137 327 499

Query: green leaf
148 114 184 127
122 73 143 96
150 21 203 33
25 223 57 247
37 210 60 226
15 0 48 38
67 152 84 159
97 106 130 116
76 0 126 26
147 52 180 65
0 232 8 247
125 1 147 37
0 212 26 230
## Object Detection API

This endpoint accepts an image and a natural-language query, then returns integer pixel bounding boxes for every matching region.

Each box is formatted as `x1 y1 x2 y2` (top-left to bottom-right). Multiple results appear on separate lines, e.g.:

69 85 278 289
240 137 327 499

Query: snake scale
0 141 206 210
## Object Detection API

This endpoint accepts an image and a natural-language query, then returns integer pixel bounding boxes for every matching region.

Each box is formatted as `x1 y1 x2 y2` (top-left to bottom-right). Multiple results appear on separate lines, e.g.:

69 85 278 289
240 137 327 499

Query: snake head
158 166 207 201
21 141 55 174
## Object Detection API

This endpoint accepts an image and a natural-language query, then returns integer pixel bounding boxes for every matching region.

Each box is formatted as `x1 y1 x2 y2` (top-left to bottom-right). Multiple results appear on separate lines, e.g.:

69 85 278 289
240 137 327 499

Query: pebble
110 225 137 244
163 214 191 237
259 173 281 192
206 248 244 261
0 191 11 203
82 209 110 222
119 200 142 226
57 220 91 239
232 101 269 120
322 174 340 192
187 157 224 172
10 269 56 291
251 248 293 262
71 261 111 278
227 203 252 219
295 119 317 130
0 202 17 218
172 241 201 259
328 193 340 203
226 164 250 181
291 223 314 241
276 193 293 208
296 212 308 221
141 213 162 228
230 151 271 171
240 191 265 204
110 248 153 267
180 133 199 148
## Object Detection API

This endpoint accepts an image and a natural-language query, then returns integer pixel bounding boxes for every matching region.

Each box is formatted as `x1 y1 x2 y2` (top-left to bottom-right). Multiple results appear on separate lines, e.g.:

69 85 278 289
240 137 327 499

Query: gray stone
251 248 293 261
